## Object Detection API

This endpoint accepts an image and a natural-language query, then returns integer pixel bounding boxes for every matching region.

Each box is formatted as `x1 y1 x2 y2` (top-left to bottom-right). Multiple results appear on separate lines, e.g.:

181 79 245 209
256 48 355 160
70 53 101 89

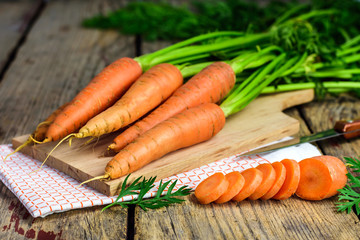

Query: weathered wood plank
0 0 40 72
0 0 133 238
135 195 360 240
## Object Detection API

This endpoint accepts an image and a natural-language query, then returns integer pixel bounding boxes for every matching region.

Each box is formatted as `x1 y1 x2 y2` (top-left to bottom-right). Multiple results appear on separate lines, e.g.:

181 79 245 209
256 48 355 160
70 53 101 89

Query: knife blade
246 118 360 155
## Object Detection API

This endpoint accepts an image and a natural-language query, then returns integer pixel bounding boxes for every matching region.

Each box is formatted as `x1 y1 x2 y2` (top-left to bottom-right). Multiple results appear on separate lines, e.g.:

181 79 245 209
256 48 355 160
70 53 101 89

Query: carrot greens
336 157 360 215
102 175 191 211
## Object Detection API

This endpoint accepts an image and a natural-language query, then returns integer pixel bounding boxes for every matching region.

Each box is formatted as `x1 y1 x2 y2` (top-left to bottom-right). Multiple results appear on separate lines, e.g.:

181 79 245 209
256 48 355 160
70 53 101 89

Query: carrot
4 102 69 161
33 102 70 142
248 163 276 200
195 172 229 204
232 168 263 202
108 61 235 152
75 63 183 138
81 103 225 183
261 161 287 200
295 155 347 200
272 159 300 200
215 171 245 204
44 57 142 142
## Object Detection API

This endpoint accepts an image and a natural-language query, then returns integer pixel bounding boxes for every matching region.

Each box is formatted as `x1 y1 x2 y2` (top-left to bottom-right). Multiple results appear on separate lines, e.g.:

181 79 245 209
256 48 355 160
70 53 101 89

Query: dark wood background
0 1 360 239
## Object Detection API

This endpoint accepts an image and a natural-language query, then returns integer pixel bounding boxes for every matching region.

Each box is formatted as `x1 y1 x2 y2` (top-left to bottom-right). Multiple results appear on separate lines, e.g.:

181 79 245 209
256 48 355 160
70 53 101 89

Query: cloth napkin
0 141 321 218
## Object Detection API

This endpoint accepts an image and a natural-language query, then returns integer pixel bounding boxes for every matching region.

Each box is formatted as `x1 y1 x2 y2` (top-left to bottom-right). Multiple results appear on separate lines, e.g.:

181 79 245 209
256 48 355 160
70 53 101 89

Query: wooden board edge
11 135 114 196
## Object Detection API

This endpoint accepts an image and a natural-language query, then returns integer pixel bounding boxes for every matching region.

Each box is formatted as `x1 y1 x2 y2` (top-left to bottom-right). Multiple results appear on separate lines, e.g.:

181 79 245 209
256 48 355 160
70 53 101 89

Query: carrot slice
261 162 287 200
232 168 263 202
295 155 347 200
215 171 245 204
248 163 276 200
195 172 229 204
272 159 300 200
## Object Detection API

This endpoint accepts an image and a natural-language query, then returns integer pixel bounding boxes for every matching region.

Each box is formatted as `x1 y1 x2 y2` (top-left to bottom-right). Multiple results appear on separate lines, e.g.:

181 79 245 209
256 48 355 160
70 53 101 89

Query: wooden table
1 1 360 239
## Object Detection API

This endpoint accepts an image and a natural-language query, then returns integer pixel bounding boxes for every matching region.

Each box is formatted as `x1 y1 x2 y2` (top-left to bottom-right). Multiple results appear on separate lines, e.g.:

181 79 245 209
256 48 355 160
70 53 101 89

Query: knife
246 118 360 155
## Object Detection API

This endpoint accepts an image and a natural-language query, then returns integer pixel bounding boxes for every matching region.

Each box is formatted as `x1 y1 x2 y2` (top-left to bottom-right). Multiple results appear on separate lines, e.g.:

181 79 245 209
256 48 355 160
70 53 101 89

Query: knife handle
334 119 360 139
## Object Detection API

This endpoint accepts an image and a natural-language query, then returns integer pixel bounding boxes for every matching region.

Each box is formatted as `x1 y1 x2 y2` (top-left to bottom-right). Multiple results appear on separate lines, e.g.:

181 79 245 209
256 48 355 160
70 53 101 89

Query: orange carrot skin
78 63 183 138
110 61 236 151
215 171 245 204
232 168 263 202
296 155 347 200
272 159 300 200
195 172 229 204
248 163 276 200
105 103 226 179
315 156 347 198
261 162 287 200
33 102 69 141
45 57 142 141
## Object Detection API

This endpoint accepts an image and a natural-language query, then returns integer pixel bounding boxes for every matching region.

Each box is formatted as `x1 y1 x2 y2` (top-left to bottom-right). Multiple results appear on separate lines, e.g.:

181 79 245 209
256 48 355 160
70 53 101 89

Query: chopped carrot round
215 171 245 204
195 172 229 204
261 161 287 200
272 159 300 200
296 155 347 200
248 163 276 200
232 168 263 202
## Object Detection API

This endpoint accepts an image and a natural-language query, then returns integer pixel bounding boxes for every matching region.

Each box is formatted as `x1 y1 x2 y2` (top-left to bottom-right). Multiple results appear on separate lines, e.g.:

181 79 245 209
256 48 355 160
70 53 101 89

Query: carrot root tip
4 138 33 162
78 173 110 188
107 143 116 151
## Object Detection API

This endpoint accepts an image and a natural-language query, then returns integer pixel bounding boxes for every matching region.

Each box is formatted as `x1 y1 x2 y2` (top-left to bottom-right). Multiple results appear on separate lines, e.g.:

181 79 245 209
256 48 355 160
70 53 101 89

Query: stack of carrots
6 6 358 189
195 156 348 204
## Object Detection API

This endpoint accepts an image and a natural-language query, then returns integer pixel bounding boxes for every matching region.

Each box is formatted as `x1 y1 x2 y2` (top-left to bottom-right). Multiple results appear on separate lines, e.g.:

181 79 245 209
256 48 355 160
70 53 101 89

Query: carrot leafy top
102 175 192 211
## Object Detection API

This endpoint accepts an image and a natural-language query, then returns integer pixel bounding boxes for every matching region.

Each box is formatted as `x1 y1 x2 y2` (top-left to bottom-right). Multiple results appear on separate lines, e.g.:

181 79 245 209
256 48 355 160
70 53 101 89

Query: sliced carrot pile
296 155 347 200
194 155 347 205
261 161 287 200
248 163 276 200
232 168 263 202
195 172 229 204
215 171 245 204
272 159 300 200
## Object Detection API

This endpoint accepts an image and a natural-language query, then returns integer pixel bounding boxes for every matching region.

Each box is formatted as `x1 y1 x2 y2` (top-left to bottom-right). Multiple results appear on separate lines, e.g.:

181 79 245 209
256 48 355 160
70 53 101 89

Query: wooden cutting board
12 89 314 196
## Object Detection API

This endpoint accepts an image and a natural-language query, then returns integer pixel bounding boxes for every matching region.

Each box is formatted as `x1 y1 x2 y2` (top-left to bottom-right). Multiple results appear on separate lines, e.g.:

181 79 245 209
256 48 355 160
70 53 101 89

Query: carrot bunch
195 156 348 204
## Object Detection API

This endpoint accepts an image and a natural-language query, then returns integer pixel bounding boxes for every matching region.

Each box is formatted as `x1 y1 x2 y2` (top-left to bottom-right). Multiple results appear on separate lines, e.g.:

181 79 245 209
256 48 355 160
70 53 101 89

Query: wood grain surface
0 0 41 70
0 1 360 240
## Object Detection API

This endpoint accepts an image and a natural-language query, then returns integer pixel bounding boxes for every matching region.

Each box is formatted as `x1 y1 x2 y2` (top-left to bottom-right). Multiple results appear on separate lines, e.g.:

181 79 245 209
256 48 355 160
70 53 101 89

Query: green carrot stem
245 54 277 69
230 45 282 74
180 61 217 79
337 45 360 57
135 31 244 68
147 32 271 67
271 4 309 28
167 53 211 66
280 52 307 77
341 35 360 50
293 54 360 74
220 53 288 116
305 69 360 79
261 82 360 94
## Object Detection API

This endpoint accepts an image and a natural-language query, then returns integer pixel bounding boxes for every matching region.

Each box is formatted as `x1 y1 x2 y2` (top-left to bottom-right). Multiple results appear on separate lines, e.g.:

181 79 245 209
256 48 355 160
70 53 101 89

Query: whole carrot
84 103 225 182
108 61 235 151
44 57 142 142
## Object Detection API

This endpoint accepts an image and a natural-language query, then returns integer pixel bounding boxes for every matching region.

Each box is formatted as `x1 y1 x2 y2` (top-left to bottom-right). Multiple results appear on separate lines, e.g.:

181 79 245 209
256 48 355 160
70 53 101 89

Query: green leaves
336 157 360 215
102 175 192 211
